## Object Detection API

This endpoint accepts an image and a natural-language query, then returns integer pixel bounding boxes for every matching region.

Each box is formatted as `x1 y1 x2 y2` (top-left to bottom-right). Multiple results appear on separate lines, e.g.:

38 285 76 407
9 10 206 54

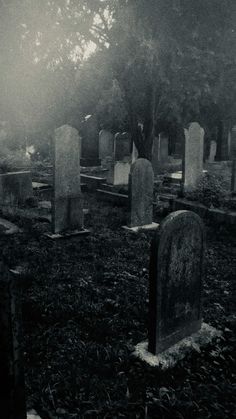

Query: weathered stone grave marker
231 126 236 195
107 132 131 186
114 132 131 161
0 265 27 419
81 114 100 165
99 129 114 165
50 125 88 238
0 265 42 418
183 122 204 192
149 210 204 354
124 158 158 231
0 171 33 207
152 133 169 175
231 159 236 195
208 140 217 163
134 211 221 367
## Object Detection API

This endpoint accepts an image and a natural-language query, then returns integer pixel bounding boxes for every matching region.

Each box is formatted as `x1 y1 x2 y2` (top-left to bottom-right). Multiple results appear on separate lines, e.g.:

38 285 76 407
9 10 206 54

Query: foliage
0 0 235 157
185 173 228 208
0 144 30 173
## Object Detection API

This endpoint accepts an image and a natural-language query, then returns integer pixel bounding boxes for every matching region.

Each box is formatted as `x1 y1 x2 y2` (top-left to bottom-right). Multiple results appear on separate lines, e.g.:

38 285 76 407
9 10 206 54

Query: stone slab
45 228 90 240
122 222 159 233
27 410 41 418
96 189 128 206
134 323 221 370
0 217 21 235
32 182 49 190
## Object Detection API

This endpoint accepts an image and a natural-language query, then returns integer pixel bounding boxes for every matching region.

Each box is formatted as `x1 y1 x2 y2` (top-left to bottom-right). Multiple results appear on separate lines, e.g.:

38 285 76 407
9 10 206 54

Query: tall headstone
52 125 84 234
151 133 169 175
183 122 204 192
81 115 99 164
114 132 131 161
208 140 217 162
107 132 131 185
230 126 236 159
231 159 236 194
159 132 169 162
149 210 205 355
151 136 159 175
99 130 114 165
0 265 27 419
128 158 154 227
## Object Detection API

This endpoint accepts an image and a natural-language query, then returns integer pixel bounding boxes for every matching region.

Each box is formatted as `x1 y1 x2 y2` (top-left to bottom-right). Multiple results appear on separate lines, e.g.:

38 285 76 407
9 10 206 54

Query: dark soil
1 193 235 419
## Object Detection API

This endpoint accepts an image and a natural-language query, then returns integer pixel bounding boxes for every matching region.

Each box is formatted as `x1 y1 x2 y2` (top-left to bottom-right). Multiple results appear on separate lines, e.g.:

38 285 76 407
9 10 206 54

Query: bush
0 147 31 173
185 173 227 208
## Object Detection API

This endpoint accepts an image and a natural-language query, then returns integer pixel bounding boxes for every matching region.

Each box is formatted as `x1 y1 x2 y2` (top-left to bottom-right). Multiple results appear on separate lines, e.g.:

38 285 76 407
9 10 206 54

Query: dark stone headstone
208 140 217 162
114 132 131 161
149 210 205 355
128 158 154 227
52 125 83 234
231 159 236 194
0 265 27 419
81 115 99 160
231 126 236 159
99 130 114 164
0 171 33 206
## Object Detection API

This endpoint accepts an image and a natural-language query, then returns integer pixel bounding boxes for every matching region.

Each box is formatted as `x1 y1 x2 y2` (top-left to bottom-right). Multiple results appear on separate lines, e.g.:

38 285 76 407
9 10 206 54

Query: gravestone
0 171 33 206
107 161 131 186
106 132 131 185
183 122 204 192
231 159 236 194
52 125 84 234
128 158 154 227
99 130 114 164
149 210 205 355
0 265 27 419
81 115 99 164
114 132 131 161
159 133 169 162
231 126 236 159
208 140 217 162
151 136 159 175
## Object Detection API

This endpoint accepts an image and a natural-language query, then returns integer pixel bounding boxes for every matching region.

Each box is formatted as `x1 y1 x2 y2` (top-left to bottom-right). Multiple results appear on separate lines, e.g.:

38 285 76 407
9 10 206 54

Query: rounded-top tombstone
149 210 205 355
183 122 204 192
128 158 154 228
53 124 83 234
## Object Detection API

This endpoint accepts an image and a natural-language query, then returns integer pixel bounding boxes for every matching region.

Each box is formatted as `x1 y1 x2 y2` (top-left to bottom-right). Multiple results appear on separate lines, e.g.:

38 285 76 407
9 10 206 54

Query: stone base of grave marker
45 228 90 240
122 222 159 234
52 196 84 234
133 323 221 370
27 410 42 418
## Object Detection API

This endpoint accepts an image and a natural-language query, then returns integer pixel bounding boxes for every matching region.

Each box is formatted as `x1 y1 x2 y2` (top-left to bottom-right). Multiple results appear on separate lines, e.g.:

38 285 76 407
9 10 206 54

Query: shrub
185 173 227 208
0 147 31 173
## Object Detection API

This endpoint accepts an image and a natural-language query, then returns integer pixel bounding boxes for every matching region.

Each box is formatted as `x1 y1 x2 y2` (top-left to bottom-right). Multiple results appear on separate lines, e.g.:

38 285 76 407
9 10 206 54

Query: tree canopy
0 0 235 156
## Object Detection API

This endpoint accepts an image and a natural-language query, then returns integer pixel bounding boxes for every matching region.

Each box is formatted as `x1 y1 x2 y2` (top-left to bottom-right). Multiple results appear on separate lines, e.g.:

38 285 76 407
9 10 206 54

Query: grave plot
0 192 235 418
